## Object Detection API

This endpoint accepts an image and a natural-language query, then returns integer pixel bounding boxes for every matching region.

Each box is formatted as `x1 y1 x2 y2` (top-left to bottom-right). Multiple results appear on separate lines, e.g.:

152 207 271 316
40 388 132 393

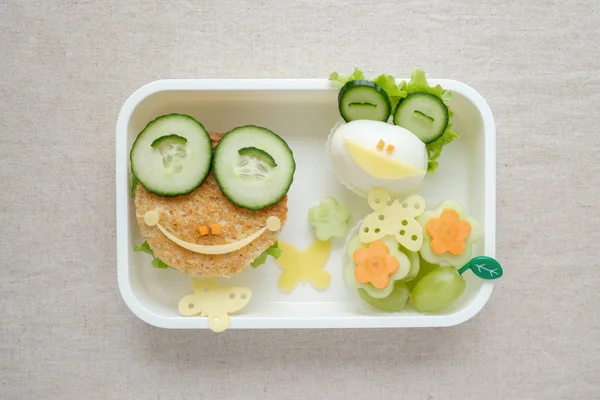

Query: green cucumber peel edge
238 146 278 167
150 134 188 148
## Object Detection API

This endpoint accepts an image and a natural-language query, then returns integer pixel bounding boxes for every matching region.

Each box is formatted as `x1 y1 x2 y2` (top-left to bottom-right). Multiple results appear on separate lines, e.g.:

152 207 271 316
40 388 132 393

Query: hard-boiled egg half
328 120 427 197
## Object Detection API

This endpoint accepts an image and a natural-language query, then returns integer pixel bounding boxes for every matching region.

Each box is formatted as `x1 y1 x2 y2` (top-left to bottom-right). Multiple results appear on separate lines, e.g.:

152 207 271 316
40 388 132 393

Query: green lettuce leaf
133 241 170 269
399 69 459 173
328 67 365 84
328 68 460 173
372 73 406 110
399 69 452 102
426 125 459 173
251 241 282 268
130 174 139 198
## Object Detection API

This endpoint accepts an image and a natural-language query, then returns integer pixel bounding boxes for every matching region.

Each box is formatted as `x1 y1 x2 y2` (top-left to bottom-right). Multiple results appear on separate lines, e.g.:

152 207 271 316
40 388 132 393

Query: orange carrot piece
426 209 472 255
210 224 221 235
352 241 399 289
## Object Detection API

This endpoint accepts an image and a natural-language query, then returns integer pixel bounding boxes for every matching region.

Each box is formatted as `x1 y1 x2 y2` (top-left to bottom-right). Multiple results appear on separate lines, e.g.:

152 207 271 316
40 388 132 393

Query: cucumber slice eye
393 92 449 144
129 114 213 197
238 147 277 168
213 126 295 211
234 148 276 181
348 102 377 108
413 110 434 123
151 134 188 148
338 80 392 123
151 134 188 173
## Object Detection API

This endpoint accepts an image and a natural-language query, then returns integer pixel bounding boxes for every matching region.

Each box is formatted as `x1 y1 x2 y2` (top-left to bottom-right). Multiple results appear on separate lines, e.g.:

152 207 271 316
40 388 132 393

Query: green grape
406 257 439 291
358 280 411 311
411 266 466 313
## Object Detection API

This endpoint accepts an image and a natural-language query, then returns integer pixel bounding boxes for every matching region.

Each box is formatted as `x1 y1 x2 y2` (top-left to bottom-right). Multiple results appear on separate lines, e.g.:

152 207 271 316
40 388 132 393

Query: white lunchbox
116 78 496 329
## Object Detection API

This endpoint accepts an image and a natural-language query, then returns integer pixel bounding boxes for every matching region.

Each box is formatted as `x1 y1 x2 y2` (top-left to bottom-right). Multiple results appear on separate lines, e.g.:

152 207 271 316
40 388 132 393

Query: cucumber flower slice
417 200 483 268
308 196 351 241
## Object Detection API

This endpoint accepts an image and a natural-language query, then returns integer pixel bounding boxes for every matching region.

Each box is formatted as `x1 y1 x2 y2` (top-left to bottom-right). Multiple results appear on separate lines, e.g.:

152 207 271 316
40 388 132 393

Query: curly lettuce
372 74 406 110
399 70 459 172
328 68 365 83
251 241 282 268
133 241 170 269
329 68 459 173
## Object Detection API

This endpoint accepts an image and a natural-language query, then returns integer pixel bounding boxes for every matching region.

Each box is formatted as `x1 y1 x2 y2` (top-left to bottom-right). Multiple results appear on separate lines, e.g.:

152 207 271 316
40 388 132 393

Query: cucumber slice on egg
213 125 296 211
338 80 392 122
393 92 449 144
130 114 213 197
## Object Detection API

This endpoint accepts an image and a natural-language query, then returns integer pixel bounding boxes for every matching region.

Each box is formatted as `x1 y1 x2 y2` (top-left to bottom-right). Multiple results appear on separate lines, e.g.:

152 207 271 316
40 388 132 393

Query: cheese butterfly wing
178 294 204 317
275 241 302 292
304 239 332 268
303 239 332 290
392 196 426 251
401 195 426 218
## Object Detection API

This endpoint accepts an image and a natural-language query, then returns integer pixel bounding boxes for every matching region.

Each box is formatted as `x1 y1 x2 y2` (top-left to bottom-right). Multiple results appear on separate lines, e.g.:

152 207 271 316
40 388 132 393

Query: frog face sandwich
130 114 296 278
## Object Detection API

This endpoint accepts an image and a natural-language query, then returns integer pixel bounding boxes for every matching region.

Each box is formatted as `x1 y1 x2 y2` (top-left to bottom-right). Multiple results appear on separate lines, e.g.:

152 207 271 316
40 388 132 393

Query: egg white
329 120 428 197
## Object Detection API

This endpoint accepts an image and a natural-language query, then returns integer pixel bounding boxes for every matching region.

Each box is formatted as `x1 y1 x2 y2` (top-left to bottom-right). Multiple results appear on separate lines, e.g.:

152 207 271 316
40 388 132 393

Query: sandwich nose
197 223 221 236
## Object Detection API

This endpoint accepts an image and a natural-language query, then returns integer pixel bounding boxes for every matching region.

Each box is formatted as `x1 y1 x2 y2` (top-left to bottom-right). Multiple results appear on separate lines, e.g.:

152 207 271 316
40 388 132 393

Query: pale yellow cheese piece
178 278 252 333
344 139 425 179
144 211 281 255
144 210 159 226
274 240 332 292
359 189 426 252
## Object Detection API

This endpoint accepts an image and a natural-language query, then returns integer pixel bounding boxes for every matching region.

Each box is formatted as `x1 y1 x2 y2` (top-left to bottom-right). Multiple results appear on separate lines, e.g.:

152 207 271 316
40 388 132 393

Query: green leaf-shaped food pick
458 256 503 280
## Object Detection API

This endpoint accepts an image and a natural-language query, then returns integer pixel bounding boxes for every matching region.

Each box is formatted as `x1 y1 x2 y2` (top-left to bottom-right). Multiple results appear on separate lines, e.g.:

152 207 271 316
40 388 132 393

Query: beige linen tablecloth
1 1 599 399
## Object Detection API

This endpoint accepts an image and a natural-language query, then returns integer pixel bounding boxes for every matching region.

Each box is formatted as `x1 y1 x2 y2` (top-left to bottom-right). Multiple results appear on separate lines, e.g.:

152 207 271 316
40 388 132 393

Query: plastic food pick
458 256 503 280
274 240 332 291
178 278 252 333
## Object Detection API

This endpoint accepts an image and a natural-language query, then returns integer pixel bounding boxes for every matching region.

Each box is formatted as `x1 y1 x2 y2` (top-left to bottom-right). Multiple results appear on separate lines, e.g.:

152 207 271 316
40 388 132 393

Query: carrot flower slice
352 241 400 289
426 209 472 255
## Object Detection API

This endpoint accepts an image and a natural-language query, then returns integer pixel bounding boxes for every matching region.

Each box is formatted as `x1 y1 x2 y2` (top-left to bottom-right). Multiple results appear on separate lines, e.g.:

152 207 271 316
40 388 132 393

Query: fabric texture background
1 0 599 399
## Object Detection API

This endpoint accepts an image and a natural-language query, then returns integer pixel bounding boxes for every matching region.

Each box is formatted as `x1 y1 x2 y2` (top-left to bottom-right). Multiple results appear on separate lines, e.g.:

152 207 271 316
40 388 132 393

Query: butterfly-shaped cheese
178 278 251 332
358 188 426 252
274 240 332 292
